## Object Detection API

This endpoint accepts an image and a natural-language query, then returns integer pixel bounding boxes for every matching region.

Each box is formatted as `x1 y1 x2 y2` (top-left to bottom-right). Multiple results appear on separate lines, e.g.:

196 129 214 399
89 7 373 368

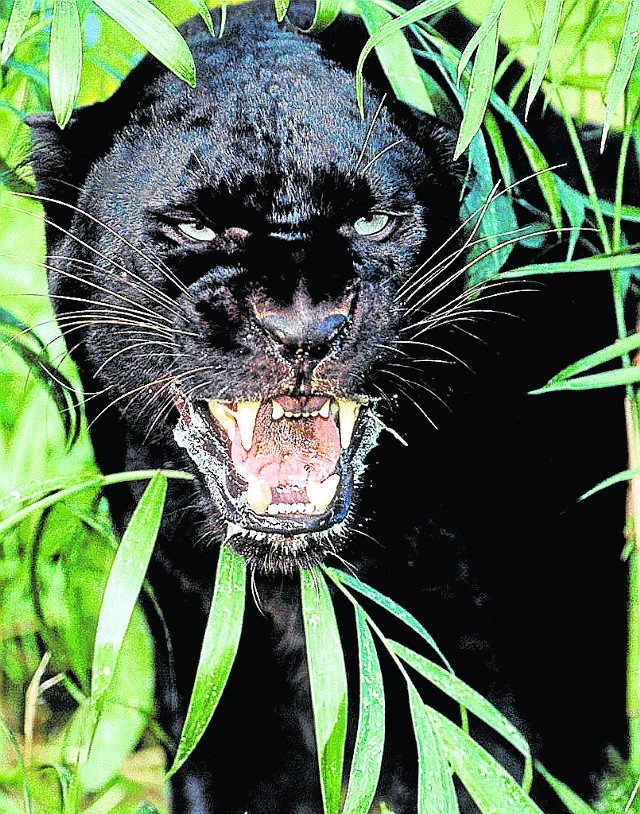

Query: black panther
27 2 628 812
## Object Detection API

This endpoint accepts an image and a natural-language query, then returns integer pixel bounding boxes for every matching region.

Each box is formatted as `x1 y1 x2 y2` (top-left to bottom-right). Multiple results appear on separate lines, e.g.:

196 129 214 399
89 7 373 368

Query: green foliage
2 0 640 812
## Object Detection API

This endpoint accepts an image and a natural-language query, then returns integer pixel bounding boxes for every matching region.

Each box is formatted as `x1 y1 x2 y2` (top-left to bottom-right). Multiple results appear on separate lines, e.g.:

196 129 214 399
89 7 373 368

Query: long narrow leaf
49 0 83 128
341 607 385 814
501 251 640 277
1 0 37 63
454 16 499 160
580 467 640 501
0 716 32 814
431 708 545 813
391 639 532 788
457 0 507 83
355 0 458 115
602 0 640 149
91 472 167 700
356 0 434 115
546 332 640 384
536 763 597 813
525 0 564 118
90 0 195 86
325 567 453 670
301 568 348 814
294 0 341 33
168 545 246 776
408 689 458 813
531 366 640 393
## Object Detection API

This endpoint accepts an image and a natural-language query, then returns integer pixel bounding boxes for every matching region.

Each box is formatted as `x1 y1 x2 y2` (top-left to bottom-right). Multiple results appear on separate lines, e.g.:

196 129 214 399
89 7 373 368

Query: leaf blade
168 544 246 777
409 689 458 813
525 0 564 118
90 0 196 85
49 0 83 128
301 568 348 814
341 607 385 814
1 0 37 63
91 471 167 700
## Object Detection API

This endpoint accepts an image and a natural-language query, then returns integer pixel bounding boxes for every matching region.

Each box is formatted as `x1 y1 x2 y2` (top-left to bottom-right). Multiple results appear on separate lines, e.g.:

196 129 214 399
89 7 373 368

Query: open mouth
172 392 368 538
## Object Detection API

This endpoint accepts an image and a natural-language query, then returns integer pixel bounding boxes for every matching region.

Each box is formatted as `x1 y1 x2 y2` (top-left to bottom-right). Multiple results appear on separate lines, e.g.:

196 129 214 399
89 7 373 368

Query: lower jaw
224 525 343 574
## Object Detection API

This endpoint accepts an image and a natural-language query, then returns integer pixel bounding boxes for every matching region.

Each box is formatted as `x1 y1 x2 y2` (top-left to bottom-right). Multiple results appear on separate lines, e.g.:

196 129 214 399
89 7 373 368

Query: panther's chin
172 389 381 572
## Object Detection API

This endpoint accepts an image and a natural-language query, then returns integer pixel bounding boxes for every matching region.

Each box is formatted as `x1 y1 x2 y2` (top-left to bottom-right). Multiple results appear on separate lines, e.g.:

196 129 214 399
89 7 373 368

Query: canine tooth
225 522 243 542
306 473 340 512
208 401 236 441
337 400 360 450
236 401 261 450
272 400 285 420
319 400 331 419
247 478 272 514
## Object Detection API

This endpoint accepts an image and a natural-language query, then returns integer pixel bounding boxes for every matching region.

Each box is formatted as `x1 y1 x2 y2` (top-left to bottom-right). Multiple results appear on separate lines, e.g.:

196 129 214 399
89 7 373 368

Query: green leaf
457 0 507 83
91 471 167 700
501 251 640 277
293 0 341 33
431 709 545 813
546 332 640 384
301 568 348 814
185 0 215 36
167 545 246 777
391 640 532 789
355 0 434 115
273 0 291 23
525 0 564 118
90 0 196 86
536 763 597 813
454 15 499 160
1 0 37 63
580 467 640 501
49 0 83 128
325 567 453 671
531 366 640 393
0 716 32 813
355 0 458 115
342 607 385 814
0 468 191 536
602 0 640 149
408 689 458 813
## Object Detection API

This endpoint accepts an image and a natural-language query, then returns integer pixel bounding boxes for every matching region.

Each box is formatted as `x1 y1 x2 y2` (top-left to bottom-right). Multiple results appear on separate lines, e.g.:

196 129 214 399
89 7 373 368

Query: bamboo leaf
294 0 341 34
168 545 246 776
457 0 507 83
501 251 640 277
301 568 348 814
391 639 532 788
0 716 32 813
602 0 640 149
525 0 564 118
49 0 83 128
431 708 545 813
185 0 214 36
355 0 434 115
0 468 191 536
273 0 290 23
531 366 640 393
454 18 499 160
408 689 458 813
91 472 167 700
546 332 640 384
325 567 453 671
536 763 597 813
580 467 640 501
90 0 196 86
1 0 37 63
342 607 385 814
355 0 458 115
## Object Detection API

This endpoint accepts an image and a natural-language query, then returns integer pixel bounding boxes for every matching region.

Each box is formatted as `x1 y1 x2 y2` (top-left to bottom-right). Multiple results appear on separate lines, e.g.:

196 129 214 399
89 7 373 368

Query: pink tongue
231 402 340 488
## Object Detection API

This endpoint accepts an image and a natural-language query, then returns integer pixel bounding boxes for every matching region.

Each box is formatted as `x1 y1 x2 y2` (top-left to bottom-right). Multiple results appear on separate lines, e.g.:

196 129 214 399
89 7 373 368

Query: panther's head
28 5 465 573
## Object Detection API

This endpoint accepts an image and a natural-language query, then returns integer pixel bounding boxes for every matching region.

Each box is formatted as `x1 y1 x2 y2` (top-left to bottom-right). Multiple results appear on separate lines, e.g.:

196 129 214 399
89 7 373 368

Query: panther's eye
353 213 390 237
178 221 217 241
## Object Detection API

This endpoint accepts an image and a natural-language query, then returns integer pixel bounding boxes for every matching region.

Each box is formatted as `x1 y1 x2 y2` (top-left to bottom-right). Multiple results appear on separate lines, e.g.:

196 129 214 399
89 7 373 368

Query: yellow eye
353 213 390 236
178 222 217 241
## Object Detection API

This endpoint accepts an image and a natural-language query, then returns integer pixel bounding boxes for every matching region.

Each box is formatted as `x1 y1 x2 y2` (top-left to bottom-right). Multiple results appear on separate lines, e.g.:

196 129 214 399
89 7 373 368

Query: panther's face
29 10 464 573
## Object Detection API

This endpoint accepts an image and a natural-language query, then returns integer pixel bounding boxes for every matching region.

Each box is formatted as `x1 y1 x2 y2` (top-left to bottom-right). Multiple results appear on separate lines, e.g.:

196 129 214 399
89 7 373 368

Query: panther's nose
252 284 353 354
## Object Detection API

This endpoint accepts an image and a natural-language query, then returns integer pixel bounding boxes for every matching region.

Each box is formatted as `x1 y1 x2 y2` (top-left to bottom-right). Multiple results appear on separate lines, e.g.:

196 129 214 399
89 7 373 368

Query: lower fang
306 473 340 512
247 478 272 513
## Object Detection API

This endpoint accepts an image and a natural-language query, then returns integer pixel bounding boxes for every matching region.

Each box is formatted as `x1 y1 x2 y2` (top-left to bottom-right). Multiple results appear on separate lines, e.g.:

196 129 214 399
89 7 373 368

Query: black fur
29 3 627 812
